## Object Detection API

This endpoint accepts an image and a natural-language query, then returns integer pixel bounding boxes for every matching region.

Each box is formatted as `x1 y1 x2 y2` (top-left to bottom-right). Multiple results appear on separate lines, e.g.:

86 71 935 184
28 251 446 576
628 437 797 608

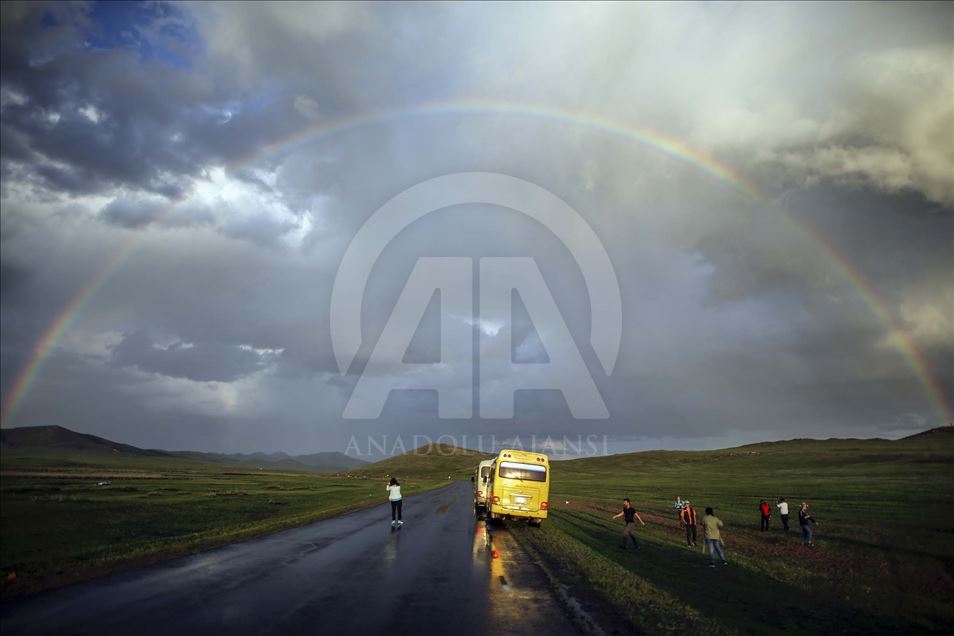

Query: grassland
0 450 443 599
511 430 954 634
352 442 494 479
4 429 953 634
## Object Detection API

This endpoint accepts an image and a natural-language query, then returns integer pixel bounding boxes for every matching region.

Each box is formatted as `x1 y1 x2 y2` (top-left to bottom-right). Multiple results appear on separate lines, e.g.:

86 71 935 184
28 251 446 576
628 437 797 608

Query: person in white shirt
777 497 790 531
387 477 403 527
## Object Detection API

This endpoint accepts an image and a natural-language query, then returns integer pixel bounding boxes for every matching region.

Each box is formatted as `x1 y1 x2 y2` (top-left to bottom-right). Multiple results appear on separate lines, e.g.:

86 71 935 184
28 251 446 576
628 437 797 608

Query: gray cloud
110 330 279 382
99 195 214 228
0 2 951 453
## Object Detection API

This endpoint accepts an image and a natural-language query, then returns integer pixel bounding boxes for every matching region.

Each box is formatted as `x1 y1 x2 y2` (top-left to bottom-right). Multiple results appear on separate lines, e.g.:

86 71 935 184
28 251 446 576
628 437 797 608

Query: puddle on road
383 530 401 568
474 519 578 634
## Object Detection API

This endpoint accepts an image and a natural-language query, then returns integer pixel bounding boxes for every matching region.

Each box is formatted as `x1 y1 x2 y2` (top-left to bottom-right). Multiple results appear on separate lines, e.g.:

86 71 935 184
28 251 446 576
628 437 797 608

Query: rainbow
2 99 950 426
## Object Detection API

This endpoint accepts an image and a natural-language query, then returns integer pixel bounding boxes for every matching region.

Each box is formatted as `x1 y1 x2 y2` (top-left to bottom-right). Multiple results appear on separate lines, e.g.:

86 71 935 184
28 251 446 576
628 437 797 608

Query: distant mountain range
3 424 950 475
0 425 366 472
172 449 367 472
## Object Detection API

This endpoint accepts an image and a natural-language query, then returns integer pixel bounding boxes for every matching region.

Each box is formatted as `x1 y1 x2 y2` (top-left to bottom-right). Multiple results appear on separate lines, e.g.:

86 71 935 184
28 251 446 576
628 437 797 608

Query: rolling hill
546 429 954 493
0 425 172 458
0 425 365 472
172 449 366 472
902 425 954 439
355 443 494 478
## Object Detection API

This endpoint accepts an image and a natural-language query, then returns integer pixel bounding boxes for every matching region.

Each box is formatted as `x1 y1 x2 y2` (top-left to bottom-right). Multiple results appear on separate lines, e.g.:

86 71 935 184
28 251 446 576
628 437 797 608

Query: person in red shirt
759 499 771 531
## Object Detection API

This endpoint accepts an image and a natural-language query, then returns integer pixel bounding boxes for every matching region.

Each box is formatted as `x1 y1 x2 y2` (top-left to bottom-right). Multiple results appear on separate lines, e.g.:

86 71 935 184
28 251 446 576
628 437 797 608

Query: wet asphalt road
1 481 579 635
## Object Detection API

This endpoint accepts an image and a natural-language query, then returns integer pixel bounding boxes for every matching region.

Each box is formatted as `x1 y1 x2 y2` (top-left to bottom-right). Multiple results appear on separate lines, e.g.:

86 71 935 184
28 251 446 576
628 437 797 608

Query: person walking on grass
759 499 772 531
612 498 645 549
798 502 817 546
681 500 698 547
701 507 727 567
386 477 403 527
777 497 790 531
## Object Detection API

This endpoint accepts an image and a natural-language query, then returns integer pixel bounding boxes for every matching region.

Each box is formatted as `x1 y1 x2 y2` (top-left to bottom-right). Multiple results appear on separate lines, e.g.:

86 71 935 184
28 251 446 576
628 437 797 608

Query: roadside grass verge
535 435 954 633
513 518 728 635
1 465 446 599
518 500 953 634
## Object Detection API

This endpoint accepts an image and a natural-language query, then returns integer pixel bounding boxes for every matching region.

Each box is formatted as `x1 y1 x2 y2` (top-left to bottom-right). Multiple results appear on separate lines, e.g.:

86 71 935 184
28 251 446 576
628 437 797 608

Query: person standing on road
612 498 645 549
798 502 817 546
681 500 698 547
701 507 727 567
777 497 790 531
759 499 771 531
386 477 403 527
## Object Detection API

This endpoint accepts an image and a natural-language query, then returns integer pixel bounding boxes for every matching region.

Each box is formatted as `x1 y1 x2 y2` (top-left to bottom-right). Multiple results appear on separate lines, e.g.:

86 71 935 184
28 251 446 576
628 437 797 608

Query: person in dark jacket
612 498 645 549
798 502 817 546
680 501 698 547
759 499 771 531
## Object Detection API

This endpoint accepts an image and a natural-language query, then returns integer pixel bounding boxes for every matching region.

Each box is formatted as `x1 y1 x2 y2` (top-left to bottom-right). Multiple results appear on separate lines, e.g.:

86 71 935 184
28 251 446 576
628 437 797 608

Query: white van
474 459 494 517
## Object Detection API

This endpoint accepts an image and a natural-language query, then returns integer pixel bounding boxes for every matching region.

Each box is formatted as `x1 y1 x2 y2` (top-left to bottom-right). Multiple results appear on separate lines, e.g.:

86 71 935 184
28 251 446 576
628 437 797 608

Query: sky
0 1 951 457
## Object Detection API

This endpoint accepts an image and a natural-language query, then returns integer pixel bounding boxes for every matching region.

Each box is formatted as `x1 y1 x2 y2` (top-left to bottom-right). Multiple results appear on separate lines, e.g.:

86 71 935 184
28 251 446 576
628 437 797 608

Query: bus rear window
498 461 547 482
480 466 491 479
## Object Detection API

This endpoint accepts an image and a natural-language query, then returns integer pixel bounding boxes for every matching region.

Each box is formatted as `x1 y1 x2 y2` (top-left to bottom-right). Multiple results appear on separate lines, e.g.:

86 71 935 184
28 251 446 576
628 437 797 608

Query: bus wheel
529 519 542 527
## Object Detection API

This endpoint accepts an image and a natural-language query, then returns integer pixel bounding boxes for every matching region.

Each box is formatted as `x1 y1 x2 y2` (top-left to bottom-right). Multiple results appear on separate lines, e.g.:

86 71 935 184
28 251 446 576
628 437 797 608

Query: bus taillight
540 501 549 510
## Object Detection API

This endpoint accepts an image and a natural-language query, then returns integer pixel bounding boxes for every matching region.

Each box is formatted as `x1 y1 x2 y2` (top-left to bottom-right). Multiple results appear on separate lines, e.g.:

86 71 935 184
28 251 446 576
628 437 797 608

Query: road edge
1 480 457 602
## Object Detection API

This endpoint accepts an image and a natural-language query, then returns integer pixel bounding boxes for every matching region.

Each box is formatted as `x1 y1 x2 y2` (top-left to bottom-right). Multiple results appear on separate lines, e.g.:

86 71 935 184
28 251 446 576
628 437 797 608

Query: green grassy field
0 450 443 598
4 430 953 634
352 442 493 479
512 430 954 634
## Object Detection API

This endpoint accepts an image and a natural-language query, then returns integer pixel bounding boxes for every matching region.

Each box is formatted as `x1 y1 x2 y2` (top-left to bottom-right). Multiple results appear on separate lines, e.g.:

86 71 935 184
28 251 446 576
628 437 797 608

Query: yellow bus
474 459 494 517
487 449 549 526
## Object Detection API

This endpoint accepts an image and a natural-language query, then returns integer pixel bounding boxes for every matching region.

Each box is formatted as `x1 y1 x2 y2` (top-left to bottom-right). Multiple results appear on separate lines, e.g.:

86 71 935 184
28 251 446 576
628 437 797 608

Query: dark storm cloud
99 195 214 228
110 330 279 382
0 2 300 197
2 343 257 452
0 2 190 195
0 2 951 453
0 257 30 297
